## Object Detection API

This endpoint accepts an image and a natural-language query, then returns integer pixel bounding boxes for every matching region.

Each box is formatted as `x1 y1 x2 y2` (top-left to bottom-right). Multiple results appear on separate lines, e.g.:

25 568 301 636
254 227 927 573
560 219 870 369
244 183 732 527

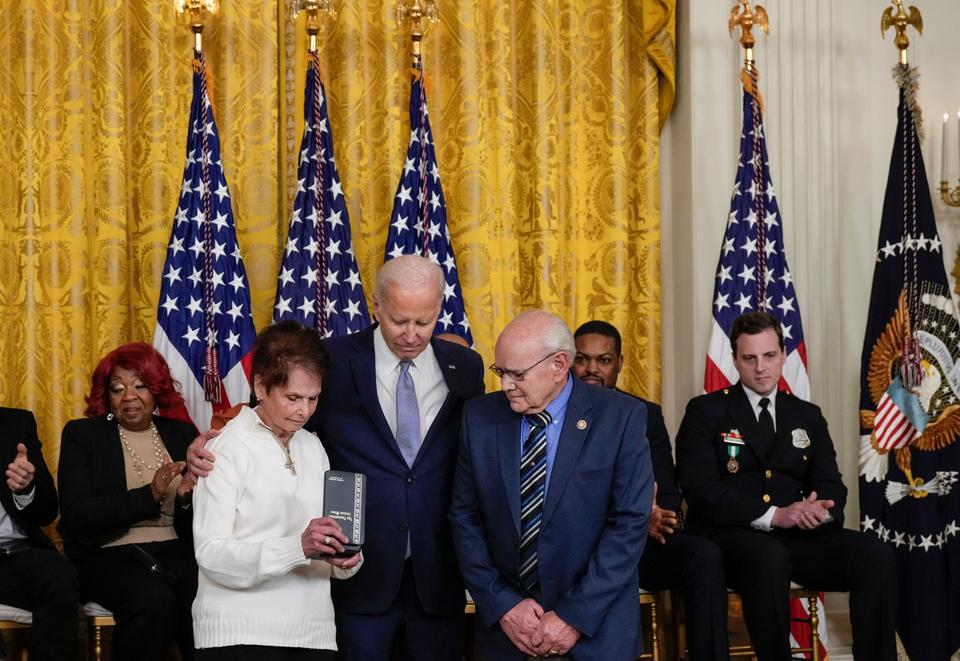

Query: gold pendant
727 458 740 474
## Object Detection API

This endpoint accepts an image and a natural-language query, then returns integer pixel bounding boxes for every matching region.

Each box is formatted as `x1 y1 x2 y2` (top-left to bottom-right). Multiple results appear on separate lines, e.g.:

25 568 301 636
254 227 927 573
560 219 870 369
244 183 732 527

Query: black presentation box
322 470 366 557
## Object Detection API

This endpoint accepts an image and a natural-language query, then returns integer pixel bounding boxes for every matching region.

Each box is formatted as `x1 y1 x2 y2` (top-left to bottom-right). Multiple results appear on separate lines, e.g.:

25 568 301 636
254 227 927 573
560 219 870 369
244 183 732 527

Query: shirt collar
541 374 574 425
742 383 777 414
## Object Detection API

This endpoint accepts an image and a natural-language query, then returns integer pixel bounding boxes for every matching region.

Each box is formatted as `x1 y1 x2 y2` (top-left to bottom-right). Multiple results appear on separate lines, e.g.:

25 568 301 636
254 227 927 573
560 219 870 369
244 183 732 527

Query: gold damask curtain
1 1 674 472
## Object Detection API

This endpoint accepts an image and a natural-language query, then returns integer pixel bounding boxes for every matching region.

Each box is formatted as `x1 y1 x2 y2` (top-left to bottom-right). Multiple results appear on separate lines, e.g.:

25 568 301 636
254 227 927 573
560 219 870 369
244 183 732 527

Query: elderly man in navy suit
451 310 652 660
189 255 484 661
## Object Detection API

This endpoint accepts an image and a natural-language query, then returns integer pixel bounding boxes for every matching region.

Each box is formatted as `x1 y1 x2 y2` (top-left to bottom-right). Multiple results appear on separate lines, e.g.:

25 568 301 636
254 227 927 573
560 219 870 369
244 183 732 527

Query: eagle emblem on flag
860 287 960 502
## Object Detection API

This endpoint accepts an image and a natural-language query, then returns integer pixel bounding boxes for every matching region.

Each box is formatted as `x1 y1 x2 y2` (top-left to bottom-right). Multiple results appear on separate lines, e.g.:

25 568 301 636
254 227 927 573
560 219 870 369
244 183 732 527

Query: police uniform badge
722 429 745 473
792 428 811 449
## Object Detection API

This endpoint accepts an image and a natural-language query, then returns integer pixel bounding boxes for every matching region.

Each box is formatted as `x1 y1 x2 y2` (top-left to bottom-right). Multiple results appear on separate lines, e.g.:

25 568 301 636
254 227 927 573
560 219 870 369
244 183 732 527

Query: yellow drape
1 1 674 475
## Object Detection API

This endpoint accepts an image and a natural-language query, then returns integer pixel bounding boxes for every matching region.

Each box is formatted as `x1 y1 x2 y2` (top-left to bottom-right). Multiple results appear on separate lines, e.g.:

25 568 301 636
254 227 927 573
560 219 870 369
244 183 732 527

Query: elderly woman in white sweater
191 321 361 661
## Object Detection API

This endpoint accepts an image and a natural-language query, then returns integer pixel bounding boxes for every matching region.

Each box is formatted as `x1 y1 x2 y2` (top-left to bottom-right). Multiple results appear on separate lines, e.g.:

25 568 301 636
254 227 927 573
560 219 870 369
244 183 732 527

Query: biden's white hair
375 254 444 305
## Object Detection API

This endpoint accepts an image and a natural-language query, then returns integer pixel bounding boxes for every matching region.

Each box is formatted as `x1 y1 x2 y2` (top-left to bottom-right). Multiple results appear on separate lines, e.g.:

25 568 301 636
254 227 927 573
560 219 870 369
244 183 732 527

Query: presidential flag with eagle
858 63 960 660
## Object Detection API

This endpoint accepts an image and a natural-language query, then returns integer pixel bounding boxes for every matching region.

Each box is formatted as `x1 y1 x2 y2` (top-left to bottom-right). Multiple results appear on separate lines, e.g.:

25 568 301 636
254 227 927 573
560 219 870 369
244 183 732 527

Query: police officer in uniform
675 311 897 661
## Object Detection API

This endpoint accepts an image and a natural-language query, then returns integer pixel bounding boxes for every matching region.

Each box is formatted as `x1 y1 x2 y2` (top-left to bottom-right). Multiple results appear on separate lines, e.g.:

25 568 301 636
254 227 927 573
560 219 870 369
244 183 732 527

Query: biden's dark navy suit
306 326 485 660
451 377 653 661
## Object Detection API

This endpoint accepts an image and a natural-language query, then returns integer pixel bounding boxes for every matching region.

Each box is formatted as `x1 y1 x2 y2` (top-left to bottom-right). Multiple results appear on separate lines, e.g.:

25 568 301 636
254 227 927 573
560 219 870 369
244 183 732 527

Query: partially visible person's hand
772 492 835 530
5 443 35 493
324 550 363 570
176 469 197 498
186 428 221 479
647 483 678 544
650 504 679 544
499 598 544 656
534 610 581 657
151 457 186 502
301 517 349 558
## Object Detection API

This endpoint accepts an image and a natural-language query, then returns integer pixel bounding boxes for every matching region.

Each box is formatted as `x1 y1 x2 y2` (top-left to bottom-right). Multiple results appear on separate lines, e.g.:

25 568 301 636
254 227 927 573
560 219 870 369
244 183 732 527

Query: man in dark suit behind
675 311 897 661
451 311 652 660
0 407 78 660
572 321 729 661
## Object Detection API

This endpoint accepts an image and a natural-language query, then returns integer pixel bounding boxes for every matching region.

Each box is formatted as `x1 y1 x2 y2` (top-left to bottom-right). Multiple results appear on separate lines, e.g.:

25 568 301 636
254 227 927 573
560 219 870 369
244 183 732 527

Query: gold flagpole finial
396 0 438 66
174 0 219 52
293 0 337 53
729 0 769 67
881 0 923 66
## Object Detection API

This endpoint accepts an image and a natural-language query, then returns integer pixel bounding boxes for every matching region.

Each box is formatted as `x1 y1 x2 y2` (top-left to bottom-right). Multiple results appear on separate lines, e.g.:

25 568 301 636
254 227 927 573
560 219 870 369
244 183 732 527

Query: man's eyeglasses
488 352 558 381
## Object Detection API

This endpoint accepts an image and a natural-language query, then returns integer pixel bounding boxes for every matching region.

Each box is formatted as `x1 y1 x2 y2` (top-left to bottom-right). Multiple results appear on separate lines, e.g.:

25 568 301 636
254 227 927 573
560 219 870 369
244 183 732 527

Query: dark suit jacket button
399 523 409 532
407 476 414 485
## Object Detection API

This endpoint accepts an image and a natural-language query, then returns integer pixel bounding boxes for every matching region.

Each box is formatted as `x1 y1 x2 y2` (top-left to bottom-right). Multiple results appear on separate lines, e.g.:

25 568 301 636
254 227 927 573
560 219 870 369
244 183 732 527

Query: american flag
873 382 924 451
153 50 256 431
273 53 370 335
703 67 826 659
704 79 809 400
382 64 473 345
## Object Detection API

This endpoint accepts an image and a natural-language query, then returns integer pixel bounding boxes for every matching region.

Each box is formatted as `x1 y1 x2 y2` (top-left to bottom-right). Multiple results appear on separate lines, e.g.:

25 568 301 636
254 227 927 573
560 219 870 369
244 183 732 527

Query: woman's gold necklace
118 422 164 484
275 437 297 476
254 405 297 475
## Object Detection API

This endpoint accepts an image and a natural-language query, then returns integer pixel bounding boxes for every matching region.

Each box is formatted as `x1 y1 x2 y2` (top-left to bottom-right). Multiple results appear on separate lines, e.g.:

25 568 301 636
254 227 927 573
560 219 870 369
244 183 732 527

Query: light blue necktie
396 360 420 467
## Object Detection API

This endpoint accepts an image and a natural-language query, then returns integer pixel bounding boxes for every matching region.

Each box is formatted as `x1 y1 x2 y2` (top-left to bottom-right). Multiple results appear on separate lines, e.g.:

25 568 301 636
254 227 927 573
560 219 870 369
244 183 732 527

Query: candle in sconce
956 109 960 184
943 113 950 184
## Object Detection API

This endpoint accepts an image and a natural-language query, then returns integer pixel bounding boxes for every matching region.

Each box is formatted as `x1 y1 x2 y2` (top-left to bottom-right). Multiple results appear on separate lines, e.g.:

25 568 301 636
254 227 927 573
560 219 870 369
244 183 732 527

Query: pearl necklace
118 422 165 484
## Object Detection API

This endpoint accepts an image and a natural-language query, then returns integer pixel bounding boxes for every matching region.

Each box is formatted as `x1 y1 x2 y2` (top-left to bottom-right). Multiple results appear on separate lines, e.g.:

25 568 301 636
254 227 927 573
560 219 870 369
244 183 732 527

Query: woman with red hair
58 342 199 661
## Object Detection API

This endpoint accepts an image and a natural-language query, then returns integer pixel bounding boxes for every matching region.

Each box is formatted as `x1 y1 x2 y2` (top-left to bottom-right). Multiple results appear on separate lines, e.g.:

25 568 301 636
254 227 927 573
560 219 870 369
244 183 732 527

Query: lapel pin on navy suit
576 419 587 430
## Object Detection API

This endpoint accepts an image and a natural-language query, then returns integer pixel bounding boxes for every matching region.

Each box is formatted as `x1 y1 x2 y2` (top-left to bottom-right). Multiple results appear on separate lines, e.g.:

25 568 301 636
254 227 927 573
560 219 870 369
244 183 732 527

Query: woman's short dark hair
84 342 186 418
250 321 327 393
730 311 785 354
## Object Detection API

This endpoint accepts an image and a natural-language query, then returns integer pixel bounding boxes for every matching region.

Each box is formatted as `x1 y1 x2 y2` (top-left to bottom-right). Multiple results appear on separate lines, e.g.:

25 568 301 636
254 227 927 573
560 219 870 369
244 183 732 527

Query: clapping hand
5 443 35 493
151 455 186 502
177 469 197 498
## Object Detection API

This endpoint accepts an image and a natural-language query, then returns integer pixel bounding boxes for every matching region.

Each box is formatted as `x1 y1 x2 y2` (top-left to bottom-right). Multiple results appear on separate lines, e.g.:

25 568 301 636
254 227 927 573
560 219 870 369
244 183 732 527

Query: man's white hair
503 310 575 360
375 255 444 304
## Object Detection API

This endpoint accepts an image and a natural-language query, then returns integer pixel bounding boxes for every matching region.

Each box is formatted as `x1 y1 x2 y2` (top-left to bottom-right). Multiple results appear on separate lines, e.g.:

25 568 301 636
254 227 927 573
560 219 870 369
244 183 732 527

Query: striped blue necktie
519 410 551 591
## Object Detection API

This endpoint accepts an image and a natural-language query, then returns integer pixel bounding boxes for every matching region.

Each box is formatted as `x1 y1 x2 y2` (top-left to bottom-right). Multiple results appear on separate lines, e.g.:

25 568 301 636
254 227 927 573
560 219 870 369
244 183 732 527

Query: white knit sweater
192 406 359 649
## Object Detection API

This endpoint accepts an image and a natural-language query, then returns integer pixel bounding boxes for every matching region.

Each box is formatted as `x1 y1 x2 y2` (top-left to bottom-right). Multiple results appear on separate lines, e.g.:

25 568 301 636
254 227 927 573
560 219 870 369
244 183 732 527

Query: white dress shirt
373 327 449 447
0 487 35 544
